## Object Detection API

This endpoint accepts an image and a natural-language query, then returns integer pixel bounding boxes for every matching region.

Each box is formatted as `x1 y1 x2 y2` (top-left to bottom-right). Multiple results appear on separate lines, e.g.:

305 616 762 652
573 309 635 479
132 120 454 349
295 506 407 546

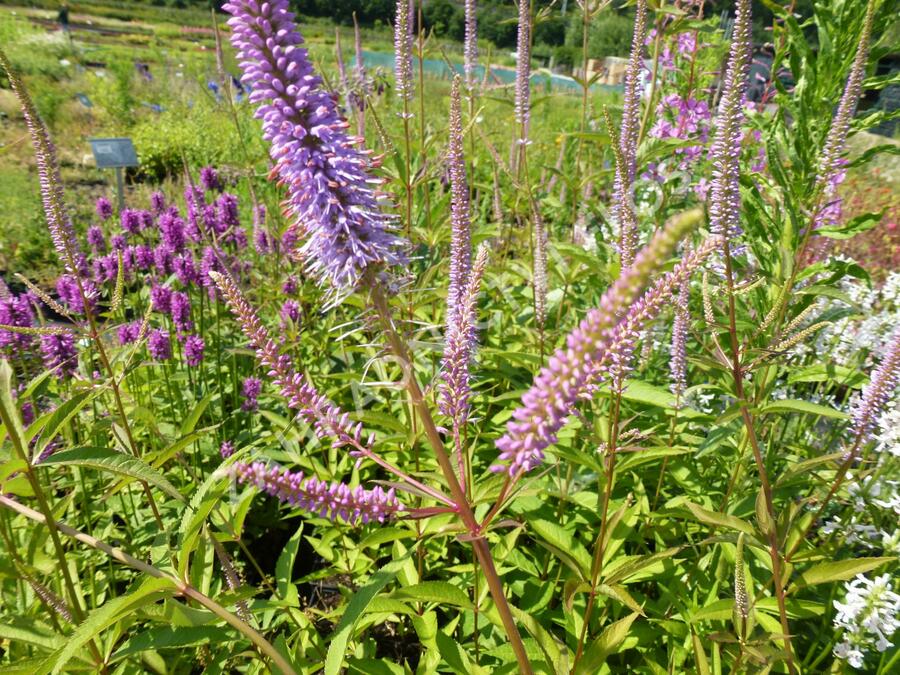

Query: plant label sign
89 137 139 169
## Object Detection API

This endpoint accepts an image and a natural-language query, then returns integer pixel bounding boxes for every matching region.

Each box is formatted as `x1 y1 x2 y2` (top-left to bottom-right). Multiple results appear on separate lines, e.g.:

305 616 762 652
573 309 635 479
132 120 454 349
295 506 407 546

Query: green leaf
795 557 895 589
41 577 174 674
112 625 230 660
178 470 230 577
682 502 756 536
761 399 847 420
29 390 96 453
0 361 27 453
531 519 592 581
324 554 410 675
575 612 640 675
817 212 882 240
180 393 213 436
392 581 473 609
40 447 183 502
276 524 304 602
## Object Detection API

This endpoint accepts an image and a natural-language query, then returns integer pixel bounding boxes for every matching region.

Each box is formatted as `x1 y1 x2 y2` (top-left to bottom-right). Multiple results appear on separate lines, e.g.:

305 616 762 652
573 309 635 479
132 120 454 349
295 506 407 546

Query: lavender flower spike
209 270 371 452
0 50 83 276
231 461 403 524
224 0 406 290
394 0 414 105
850 328 900 443
670 278 689 402
441 245 489 438
612 0 648 268
814 1 875 228
493 209 707 476
464 0 478 88
446 76 472 322
708 0 752 242
513 0 532 139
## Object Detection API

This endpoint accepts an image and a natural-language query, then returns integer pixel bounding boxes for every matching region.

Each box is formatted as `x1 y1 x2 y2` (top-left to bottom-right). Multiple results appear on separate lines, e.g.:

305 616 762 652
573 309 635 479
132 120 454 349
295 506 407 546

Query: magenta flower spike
224 0 406 291
492 210 712 475
230 461 403 524
708 0 752 242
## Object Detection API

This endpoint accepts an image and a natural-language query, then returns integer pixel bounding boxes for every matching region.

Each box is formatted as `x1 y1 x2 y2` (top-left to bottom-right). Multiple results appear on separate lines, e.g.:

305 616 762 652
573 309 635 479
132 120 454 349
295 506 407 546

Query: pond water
355 50 623 96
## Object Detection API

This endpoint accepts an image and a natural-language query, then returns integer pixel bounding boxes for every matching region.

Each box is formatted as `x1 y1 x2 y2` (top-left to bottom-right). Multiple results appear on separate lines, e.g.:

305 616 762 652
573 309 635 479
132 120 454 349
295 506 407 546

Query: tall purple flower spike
493 210 714 475
669 278 690 402
814 2 874 229
513 0 531 140
464 0 478 88
230 461 403 524
708 0 752 242
446 77 472 323
851 328 900 443
0 50 84 277
394 0 414 106
210 270 372 452
224 0 405 291
612 0 648 268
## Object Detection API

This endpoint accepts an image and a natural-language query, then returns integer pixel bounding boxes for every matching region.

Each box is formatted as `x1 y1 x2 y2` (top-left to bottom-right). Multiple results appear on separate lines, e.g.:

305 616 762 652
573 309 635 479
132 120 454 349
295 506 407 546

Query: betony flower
220 440 235 459
171 291 193 334
200 166 222 192
117 322 141 345
87 225 106 253
95 197 113 221
230 460 403 524
224 0 406 290
183 334 205 367
147 328 172 361
150 285 173 314
0 293 35 355
242 376 262 411
40 332 77 379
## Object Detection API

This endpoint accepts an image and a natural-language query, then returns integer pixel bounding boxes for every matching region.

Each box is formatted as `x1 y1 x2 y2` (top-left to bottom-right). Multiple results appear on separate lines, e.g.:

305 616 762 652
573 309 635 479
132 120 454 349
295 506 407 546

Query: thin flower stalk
224 0 406 290
492 209 706 476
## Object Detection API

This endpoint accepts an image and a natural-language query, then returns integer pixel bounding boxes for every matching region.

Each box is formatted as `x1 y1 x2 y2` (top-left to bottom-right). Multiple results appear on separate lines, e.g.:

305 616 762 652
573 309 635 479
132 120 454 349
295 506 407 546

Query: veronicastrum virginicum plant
1 0 899 673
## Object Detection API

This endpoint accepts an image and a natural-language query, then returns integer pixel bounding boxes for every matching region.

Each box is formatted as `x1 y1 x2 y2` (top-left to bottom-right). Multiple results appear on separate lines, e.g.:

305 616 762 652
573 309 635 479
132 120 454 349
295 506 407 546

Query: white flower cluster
833 573 900 669
813 270 900 368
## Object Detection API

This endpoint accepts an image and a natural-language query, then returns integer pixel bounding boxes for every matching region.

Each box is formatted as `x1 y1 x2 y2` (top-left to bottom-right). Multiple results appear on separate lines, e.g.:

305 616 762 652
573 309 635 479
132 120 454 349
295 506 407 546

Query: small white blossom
833 573 900 669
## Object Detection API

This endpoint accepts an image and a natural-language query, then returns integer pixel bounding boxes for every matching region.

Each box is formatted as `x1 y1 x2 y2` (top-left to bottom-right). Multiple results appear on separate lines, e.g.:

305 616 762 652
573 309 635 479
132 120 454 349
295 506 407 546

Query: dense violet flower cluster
242 376 262 411
230 460 403 524
649 95 711 169
224 0 405 290
147 328 172 361
0 292 36 356
39 332 77 379
183 334 205 367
